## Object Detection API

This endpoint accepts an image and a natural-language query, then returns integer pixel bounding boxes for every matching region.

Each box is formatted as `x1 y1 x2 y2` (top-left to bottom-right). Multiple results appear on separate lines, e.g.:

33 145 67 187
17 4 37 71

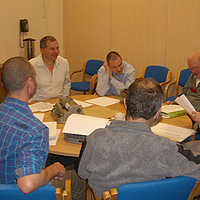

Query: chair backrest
144 65 171 84
0 184 57 200
116 176 199 200
177 68 191 91
84 59 104 76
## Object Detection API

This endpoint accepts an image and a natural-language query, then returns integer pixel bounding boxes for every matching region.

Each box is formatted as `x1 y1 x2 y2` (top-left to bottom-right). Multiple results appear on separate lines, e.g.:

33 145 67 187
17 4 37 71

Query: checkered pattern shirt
0 97 49 184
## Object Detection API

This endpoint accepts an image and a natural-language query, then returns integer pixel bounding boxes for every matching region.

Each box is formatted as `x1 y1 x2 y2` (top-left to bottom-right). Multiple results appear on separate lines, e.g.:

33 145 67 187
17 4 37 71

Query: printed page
151 123 196 142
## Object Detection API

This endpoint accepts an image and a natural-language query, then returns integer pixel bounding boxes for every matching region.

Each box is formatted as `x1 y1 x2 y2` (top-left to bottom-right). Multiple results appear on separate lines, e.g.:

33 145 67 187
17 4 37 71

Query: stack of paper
175 94 196 114
62 113 110 136
161 105 188 118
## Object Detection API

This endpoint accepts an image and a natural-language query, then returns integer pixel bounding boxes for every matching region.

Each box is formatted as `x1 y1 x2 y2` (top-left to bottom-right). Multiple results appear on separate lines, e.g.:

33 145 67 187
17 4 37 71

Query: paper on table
49 129 61 146
62 113 110 136
175 94 196 114
151 123 196 142
29 102 54 112
43 121 57 140
33 113 45 122
161 105 185 113
73 99 93 108
85 97 119 107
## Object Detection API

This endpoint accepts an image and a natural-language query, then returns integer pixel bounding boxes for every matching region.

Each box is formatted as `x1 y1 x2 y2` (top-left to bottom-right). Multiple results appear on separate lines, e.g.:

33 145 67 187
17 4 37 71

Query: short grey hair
40 36 57 49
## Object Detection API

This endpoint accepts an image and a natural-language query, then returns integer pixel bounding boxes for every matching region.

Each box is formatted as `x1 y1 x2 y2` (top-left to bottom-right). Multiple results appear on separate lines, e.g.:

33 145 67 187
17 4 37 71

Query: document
160 105 188 118
33 113 45 122
62 113 110 136
151 123 196 142
29 102 54 112
175 94 196 114
85 97 119 107
43 121 57 140
49 129 61 146
73 99 93 108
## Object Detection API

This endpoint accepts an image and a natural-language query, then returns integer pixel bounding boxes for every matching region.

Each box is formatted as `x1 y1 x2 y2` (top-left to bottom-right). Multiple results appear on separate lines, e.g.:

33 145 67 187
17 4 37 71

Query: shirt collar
37 54 59 68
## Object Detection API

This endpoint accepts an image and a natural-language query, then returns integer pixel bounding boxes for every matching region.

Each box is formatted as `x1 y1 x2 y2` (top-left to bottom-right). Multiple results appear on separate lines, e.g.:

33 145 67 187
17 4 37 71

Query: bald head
187 53 200 78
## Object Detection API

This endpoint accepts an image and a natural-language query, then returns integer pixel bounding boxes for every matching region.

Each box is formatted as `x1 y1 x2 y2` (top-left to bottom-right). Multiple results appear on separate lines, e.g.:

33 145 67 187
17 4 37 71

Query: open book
161 105 188 118
174 94 196 114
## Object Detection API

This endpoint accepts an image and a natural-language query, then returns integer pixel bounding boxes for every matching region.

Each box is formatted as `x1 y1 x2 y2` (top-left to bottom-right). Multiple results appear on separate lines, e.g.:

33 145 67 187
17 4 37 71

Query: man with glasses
96 51 136 96
166 52 200 111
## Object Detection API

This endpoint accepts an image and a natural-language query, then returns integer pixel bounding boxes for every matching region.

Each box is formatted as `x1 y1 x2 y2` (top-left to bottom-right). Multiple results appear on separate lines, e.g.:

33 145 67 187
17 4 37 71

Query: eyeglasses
188 65 200 71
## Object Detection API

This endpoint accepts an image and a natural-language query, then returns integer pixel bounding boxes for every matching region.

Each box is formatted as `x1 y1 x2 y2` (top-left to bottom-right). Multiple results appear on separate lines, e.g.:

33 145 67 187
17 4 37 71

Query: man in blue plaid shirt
0 57 66 193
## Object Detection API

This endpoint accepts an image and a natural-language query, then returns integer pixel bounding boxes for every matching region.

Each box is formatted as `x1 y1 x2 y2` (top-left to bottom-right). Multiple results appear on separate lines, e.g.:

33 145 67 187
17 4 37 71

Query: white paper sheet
161 105 185 113
49 129 61 146
85 97 119 107
175 94 196 114
29 102 54 112
151 123 196 142
43 121 57 140
73 99 93 108
33 113 45 122
62 113 110 136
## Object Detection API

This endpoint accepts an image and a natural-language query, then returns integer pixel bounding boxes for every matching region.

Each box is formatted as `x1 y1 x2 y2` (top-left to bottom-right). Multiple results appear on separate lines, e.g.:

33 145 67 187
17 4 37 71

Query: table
40 95 193 157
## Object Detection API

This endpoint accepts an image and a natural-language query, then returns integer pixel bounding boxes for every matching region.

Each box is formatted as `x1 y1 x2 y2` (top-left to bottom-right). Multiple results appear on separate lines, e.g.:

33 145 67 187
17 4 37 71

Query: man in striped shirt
0 56 66 193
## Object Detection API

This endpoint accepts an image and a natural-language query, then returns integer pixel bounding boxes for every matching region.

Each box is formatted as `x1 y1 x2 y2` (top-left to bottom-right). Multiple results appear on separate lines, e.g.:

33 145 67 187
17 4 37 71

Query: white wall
0 0 63 63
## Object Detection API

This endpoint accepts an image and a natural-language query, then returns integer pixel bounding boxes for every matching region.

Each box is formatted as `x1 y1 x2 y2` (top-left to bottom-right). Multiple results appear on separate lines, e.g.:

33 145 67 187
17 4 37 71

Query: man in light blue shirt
96 51 136 96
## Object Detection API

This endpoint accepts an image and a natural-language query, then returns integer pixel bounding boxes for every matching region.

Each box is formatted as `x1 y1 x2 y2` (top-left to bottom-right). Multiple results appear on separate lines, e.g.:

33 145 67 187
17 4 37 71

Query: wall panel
111 0 168 77
65 0 111 78
166 0 200 72
166 0 200 96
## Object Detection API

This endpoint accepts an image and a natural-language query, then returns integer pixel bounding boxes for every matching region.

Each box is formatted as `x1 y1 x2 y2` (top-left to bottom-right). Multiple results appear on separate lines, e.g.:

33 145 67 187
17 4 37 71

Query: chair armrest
190 122 199 141
70 69 83 79
135 68 145 80
101 191 111 200
63 179 72 200
159 71 172 87
90 74 98 94
110 189 118 200
188 181 200 200
101 188 118 200
56 188 63 200
163 72 178 101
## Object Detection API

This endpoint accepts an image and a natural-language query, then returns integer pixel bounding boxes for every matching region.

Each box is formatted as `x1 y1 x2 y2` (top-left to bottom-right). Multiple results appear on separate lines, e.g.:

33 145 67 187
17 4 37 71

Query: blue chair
101 176 200 200
0 184 61 200
0 183 72 200
136 65 172 87
164 69 191 102
70 59 104 94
